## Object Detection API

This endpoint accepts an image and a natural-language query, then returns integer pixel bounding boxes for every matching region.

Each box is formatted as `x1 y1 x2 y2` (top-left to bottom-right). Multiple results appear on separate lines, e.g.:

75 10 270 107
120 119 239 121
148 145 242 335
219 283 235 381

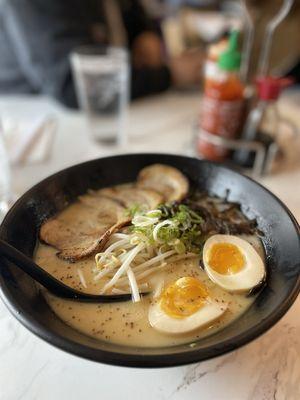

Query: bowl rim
0 153 299 368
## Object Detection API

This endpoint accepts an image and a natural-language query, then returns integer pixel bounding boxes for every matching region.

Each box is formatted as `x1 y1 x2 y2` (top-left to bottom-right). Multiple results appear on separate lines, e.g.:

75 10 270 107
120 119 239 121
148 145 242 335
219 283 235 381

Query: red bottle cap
256 76 293 101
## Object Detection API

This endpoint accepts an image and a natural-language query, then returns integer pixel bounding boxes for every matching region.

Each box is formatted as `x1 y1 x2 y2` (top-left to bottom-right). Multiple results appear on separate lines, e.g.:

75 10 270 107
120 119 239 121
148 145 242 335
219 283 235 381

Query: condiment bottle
235 76 293 166
197 31 245 161
206 38 228 64
254 77 292 138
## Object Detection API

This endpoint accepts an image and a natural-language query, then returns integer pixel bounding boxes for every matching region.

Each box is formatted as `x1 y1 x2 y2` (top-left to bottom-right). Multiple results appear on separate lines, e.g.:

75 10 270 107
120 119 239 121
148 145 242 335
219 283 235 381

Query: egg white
148 298 227 334
203 235 266 292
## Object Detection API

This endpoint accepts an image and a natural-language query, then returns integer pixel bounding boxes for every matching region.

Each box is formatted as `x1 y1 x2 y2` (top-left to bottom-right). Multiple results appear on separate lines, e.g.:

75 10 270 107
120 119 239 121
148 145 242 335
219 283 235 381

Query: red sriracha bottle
198 31 245 161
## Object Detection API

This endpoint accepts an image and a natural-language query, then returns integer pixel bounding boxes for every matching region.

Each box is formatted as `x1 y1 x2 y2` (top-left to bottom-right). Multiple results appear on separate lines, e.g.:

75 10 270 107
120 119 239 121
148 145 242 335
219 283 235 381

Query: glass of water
71 46 129 145
0 121 11 220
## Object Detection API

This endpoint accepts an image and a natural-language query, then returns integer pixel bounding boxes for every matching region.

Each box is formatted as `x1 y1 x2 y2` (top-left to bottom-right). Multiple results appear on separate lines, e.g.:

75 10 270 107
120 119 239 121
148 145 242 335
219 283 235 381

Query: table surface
0 91 299 400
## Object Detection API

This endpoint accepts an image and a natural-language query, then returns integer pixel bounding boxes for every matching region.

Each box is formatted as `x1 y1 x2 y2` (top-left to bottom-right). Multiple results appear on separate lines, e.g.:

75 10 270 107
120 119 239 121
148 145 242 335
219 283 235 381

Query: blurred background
0 0 299 220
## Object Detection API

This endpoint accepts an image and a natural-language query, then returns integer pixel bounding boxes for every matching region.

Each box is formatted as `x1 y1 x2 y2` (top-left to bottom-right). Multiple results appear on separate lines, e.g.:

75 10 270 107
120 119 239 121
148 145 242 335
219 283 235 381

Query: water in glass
0 127 11 219
71 47 129 145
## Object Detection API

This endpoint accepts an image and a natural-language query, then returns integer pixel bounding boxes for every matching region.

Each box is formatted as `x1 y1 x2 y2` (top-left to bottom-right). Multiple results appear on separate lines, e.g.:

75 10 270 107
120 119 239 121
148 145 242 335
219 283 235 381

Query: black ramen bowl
0 154 299 368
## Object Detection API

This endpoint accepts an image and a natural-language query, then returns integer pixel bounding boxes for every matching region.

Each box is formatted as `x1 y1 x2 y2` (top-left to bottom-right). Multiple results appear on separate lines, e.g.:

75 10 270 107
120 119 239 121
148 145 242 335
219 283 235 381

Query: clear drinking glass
0 121 11 220
71 46 129 145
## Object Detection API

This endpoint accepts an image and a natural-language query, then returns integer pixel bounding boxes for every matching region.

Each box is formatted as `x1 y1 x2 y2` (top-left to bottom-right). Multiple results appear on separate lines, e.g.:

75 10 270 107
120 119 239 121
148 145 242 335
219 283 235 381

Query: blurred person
0 0 203 108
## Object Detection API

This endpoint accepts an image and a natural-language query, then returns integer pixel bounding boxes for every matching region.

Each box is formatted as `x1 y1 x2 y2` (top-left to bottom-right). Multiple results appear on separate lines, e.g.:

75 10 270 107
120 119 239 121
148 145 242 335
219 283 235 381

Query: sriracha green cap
218 30 241 71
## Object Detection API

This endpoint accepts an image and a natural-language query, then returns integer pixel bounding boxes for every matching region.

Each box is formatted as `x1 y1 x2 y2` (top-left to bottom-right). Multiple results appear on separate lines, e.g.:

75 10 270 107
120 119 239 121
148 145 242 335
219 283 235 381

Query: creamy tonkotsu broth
35 235 264 348
36 164 265 348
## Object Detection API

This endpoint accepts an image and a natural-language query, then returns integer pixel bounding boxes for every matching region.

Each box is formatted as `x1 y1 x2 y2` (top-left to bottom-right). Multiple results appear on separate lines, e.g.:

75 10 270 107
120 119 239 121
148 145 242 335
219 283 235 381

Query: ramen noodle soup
36 165 266 348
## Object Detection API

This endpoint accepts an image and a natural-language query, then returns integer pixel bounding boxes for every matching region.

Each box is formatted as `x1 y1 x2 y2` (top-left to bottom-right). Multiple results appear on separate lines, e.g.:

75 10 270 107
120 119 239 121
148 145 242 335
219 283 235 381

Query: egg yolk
208 242 245 275
160 277 209 319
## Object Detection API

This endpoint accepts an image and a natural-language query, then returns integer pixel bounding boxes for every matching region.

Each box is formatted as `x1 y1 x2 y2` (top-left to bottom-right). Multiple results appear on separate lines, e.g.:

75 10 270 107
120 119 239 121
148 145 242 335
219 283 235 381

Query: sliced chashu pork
40 185 163 262
40 166 187 261
137 164 189 202
89 185 163 210
40 196 128 262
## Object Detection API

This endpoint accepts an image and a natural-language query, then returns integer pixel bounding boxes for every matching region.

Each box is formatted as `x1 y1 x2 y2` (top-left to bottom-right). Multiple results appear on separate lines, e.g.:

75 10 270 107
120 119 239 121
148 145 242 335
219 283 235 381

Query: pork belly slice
83 185 163 210
137 164 189 202
40 196 128 262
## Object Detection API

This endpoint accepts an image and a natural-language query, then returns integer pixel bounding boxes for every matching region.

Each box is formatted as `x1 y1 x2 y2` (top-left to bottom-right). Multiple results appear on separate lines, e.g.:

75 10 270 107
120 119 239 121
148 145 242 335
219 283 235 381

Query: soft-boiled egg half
148 277 227 334
203 234 265 292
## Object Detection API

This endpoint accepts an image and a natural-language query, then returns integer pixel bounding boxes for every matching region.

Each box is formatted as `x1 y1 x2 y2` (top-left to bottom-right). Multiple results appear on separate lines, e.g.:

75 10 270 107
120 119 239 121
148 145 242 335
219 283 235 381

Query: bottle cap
256 76 293 101
218 30 241 71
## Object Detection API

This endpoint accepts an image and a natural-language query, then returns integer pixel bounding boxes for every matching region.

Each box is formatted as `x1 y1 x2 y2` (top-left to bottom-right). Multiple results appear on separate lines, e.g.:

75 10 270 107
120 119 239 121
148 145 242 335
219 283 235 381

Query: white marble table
0 92 299 400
